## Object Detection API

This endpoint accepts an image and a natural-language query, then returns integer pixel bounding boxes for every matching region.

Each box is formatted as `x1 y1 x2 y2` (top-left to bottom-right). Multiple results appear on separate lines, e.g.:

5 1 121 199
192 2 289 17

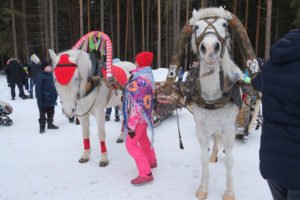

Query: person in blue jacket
35 61 58 133
252 28 300 200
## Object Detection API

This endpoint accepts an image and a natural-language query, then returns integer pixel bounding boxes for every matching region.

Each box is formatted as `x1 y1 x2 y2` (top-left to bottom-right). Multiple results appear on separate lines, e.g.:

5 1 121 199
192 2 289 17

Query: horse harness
56 53 117 117
180 17 241 110
181 66 242 110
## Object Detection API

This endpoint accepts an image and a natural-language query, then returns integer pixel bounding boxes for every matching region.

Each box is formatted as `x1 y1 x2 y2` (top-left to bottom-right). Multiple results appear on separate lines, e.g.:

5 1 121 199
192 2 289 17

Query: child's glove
128 129 135 138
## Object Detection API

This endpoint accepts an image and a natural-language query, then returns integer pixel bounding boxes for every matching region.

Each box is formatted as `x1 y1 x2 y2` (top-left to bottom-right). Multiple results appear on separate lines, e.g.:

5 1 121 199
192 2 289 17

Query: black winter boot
40 124 45 133
115 115 120 122
48 123 59 129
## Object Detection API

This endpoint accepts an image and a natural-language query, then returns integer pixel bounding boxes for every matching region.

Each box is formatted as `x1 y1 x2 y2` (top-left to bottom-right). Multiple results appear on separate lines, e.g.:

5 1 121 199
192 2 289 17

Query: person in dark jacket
35 61 59 133
5 58 27 100
28 54 42 98
252 28 300 200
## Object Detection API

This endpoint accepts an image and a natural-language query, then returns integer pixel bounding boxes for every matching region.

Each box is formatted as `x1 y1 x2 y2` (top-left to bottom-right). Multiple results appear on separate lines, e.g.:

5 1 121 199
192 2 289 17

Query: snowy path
0 75 272 200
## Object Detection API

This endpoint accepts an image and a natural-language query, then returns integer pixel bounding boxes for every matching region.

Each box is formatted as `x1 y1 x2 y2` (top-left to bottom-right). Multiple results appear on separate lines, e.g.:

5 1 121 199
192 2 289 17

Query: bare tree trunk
117 0 120 57
265 0 272 59
55 0 59 51
233 0 237 14
173 0 177 52
110 1 114 55
100 0 104 31
125 0 130 60
165 0 169 67
245 0 249 31
177 0 181 36
146 0 150 50
255 0 261 54
50 0 55 50
185 0 189 70
157 0 161 68
44 0 49 59
131 0 136 58
38 0 45 59
87 0 90 32
232 0 238 56
141 0 145 51
201 0 207 8
22 0 29 60
79 0 83 36
10 0 18 58
275 0 279 41
70 1 74 44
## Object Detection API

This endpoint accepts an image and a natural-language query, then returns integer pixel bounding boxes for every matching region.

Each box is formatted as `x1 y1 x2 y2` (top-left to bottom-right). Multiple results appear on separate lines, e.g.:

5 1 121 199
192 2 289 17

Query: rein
75 82 101 117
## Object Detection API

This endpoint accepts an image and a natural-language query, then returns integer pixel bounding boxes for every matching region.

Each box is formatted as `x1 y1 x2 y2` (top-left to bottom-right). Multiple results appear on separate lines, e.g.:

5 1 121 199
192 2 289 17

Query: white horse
49 49 135 166
189 8 244 200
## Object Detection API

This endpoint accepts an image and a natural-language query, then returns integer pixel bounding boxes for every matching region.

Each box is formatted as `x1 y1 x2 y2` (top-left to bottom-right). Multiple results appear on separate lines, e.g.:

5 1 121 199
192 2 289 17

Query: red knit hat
135 52 154 67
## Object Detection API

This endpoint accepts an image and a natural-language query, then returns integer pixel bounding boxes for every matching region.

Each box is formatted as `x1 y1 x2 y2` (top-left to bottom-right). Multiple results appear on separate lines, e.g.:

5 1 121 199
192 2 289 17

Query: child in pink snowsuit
123 52 157 185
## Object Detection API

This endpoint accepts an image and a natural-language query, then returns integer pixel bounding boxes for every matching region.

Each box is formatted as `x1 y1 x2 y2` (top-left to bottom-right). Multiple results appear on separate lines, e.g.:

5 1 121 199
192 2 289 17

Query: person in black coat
252 28 300 200
35 61 59 133
5 59 27 100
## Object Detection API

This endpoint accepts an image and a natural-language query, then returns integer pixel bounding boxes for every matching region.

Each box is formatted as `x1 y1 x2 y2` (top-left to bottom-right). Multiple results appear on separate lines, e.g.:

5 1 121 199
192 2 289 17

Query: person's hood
270 29 300 65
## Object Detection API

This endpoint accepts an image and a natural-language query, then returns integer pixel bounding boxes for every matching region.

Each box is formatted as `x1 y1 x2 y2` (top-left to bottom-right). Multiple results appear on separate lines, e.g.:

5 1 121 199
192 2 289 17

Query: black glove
128 129 135 138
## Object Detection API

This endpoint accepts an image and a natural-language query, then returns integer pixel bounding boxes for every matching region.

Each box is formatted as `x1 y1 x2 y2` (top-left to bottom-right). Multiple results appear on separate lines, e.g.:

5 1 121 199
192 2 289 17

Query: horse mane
189 7 232 25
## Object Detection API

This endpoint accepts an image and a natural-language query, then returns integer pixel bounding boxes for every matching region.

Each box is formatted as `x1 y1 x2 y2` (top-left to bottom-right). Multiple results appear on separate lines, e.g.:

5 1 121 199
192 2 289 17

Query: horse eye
222 23 228 28
194 25 199 31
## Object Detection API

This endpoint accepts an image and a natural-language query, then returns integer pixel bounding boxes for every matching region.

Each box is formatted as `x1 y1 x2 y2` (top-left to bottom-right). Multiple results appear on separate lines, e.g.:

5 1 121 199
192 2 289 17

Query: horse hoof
223 194 235 200
99 161 109 167
196 190 207 200
78 158 89 163
209 156 218 163
116 138 124 143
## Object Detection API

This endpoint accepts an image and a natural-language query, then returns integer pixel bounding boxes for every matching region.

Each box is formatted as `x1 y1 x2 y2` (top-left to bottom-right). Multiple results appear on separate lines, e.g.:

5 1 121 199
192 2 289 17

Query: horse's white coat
49 49 136 164
190 8 243 200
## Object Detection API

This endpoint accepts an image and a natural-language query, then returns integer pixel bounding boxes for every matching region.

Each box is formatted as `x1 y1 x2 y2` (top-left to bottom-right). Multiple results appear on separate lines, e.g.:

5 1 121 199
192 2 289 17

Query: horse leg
196 127 210 200
116 122 124 143
116 131 124 143
78 115 91 163
222 130 236 200
96 113 109 167
209 134 219 163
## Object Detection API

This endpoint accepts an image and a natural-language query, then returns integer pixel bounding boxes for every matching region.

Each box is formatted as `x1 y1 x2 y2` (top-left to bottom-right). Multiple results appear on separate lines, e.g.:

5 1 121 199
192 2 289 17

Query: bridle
193 17 233 93
193 17 229 59
55 52 101 117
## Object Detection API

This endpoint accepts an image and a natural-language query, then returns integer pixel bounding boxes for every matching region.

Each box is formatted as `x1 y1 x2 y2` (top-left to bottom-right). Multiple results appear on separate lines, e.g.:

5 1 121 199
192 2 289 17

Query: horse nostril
215 43 220 52
200 44 206 54
72 108 75 113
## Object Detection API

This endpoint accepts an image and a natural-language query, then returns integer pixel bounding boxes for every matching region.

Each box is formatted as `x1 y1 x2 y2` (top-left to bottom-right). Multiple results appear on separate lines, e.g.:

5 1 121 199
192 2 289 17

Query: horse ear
192 9 197 16
48 49 57 61
48 49 58 67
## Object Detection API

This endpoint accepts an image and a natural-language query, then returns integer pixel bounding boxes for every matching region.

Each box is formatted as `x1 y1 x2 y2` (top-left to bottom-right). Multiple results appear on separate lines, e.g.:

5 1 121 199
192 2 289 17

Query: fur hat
135 52 153 67
30 54 41 64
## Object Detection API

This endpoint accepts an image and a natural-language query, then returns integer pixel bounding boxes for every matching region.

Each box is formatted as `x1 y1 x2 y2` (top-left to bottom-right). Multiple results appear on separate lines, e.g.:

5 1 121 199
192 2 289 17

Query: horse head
49 49 93 118
190 8 231 68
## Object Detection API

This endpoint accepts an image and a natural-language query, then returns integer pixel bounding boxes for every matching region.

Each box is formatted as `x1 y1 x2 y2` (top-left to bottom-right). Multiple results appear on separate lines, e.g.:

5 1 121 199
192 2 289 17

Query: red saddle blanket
101 65 128 86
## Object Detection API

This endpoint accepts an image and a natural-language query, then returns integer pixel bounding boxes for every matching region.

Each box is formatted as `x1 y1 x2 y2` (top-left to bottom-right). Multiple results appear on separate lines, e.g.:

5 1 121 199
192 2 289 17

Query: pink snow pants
126 122 156 177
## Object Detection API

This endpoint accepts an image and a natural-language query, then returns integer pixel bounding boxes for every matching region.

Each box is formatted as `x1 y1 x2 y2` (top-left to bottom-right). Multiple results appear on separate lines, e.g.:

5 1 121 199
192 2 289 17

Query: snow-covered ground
0 74 272 200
